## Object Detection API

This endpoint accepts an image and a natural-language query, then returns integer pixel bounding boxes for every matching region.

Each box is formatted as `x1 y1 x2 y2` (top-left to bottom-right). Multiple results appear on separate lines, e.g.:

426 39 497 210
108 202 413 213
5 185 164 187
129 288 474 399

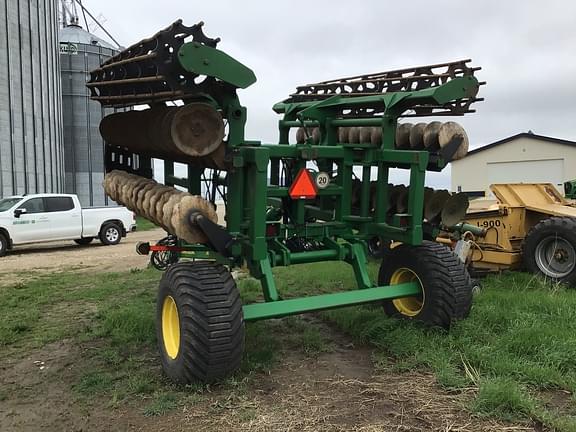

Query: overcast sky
81 0 576 188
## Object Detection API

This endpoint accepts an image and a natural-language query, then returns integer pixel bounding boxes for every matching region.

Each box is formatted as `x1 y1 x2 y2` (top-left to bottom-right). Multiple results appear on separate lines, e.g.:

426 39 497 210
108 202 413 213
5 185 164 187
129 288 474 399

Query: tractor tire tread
522 216 576 285
379 241 472 328
157 262 244 384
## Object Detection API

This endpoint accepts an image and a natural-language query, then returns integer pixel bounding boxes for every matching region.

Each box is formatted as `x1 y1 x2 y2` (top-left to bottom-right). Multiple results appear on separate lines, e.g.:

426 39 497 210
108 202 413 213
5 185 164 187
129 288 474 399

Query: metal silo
0 0 64 197
59 20 120 206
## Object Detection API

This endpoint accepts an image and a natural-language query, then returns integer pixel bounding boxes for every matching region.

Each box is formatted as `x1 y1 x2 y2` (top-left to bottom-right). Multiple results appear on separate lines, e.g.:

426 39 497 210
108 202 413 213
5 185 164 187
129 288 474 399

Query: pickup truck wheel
0 233 8 257
74 237 94 245
99 224 122 246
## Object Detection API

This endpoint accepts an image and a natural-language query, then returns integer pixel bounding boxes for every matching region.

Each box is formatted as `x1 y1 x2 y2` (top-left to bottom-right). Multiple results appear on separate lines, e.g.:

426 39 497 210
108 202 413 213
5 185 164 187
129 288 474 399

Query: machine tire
0 233 8 257
523 216 576 285
469 278 482 294
99 223 122 245
454 269 474 319
150 235 180 271
151 250 179 271
74 237 94 245
379 241 471 328
156 262 244 384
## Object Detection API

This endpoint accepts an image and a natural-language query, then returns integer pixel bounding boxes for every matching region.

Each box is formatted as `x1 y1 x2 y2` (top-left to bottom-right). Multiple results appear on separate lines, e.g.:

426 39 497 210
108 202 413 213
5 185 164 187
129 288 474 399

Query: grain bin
0 0 64 197
59 22 121 206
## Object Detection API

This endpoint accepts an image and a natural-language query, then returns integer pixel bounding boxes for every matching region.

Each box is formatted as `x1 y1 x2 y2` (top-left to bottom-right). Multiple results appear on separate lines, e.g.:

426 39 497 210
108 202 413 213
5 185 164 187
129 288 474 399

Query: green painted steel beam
242 282 421 321
178 42 256 89
264 144 428 165
273 76 478 114
289 249 339 264
449 223 486 237
267 186 342 197
165 174 191 189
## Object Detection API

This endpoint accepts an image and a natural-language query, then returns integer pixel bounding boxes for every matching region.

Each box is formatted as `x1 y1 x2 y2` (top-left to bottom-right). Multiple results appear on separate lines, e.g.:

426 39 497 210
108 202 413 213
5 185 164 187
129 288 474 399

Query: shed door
487 159 564 190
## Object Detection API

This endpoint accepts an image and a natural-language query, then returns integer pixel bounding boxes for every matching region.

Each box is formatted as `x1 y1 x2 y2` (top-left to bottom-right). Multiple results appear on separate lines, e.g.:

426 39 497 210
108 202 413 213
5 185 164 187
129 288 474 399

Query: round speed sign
315 172 330 189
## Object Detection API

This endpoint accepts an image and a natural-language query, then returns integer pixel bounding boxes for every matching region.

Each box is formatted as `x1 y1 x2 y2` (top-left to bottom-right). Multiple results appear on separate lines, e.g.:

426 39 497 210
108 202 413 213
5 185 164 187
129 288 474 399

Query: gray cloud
85 0 576 188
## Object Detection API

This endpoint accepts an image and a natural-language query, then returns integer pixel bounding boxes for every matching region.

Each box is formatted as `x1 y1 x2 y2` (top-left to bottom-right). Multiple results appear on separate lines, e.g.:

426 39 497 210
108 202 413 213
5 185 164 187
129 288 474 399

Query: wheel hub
106 227 119 242
162 295 181 359
535 236 576 279
554 249 568 262
390 267 425 317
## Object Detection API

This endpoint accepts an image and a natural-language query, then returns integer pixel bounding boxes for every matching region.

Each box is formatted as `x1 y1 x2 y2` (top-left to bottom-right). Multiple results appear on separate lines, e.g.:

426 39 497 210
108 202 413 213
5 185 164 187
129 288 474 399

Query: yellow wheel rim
390 268 424 317
162 295 180 360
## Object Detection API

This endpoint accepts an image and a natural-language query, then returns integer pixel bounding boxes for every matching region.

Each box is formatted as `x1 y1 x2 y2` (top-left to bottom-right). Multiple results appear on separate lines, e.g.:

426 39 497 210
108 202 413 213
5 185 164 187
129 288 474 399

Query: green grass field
1 262 576 430
135 216 158 231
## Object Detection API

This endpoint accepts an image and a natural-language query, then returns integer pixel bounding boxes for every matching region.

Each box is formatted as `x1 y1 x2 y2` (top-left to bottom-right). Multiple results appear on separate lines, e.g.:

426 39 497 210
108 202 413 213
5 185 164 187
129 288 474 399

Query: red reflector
266 223 279 237
289 168 317 200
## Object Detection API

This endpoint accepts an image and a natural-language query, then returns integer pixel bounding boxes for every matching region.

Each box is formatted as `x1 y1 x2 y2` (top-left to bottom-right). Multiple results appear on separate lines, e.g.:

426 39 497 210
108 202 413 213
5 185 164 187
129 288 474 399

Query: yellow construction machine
440 183 576 285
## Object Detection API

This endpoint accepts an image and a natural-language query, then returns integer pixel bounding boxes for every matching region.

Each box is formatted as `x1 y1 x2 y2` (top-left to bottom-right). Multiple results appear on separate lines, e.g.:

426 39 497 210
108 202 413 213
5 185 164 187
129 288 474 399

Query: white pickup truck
0 193 136 256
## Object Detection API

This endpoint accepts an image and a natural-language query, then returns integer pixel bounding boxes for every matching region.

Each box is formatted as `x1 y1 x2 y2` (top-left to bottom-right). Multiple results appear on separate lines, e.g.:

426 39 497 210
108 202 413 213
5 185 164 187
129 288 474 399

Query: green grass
471 377 536 420
136 216 159 231
75 371 115 395
143 392 179 416
3 262 576 429
0 268 159 351
282 316 333 356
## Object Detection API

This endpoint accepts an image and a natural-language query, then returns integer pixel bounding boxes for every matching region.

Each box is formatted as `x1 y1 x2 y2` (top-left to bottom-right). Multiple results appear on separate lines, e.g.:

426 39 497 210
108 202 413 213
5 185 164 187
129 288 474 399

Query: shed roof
466 132 576 157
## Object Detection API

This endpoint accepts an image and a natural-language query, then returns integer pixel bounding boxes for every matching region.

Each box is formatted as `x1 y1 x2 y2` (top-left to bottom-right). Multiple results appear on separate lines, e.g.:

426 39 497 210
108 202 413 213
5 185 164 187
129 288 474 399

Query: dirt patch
0 228 166 283
539 389 576 417
0 205 226 282
175 323 535 432
0 340 86 432
0 322 537 432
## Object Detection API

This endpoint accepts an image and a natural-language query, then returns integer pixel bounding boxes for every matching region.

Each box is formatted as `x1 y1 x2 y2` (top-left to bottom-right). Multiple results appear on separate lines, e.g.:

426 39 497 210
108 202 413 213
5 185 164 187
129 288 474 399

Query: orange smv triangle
289 168 317 200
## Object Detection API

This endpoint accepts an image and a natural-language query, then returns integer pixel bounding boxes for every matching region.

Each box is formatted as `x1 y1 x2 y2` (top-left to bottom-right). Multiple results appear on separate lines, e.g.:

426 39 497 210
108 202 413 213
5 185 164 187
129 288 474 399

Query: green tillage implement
89 20 479 384
565 179 576 199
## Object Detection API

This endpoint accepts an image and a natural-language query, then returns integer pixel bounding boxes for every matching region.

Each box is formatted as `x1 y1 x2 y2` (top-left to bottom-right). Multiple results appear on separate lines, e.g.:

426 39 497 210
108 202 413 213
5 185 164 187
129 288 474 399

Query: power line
71 0 122 49
77 0 89 30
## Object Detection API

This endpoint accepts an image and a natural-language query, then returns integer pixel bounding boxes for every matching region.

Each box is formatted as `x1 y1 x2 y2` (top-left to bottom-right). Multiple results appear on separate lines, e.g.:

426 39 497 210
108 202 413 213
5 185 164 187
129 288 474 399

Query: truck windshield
0 198 22 211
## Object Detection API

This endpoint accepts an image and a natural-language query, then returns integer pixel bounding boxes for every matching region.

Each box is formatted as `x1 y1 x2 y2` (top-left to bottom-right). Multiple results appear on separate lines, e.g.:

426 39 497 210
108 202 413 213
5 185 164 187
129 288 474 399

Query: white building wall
451 136 576 195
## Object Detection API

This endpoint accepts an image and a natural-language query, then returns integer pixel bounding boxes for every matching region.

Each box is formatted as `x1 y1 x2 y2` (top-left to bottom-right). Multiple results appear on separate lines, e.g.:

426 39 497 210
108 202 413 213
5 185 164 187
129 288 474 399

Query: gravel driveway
0 227 166 278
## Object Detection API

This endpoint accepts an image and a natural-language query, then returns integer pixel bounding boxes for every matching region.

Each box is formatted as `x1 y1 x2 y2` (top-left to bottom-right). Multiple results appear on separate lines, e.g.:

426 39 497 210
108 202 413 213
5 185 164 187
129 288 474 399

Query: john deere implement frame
89 20 480 383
